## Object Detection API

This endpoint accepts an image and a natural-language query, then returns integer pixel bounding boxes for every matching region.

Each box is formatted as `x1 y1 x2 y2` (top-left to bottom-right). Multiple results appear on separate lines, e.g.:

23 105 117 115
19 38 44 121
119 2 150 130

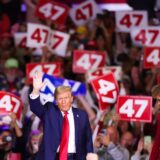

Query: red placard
144 47 160 68
69 0 102 26
7 153 21 160
36 0 70 25
90 72 119 110
26 62 61 83
116 95 152 122
0 92 23 120
116 11 148 32
73 50 106 74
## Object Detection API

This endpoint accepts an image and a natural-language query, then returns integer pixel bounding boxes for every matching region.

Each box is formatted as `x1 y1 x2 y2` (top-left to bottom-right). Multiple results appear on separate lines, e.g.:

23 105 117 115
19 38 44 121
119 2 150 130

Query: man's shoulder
44 102 59 111
72 107 88 116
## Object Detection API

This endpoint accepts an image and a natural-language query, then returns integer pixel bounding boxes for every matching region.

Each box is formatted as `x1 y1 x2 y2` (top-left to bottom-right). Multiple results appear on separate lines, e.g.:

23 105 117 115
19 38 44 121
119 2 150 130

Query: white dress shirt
57 107 76 153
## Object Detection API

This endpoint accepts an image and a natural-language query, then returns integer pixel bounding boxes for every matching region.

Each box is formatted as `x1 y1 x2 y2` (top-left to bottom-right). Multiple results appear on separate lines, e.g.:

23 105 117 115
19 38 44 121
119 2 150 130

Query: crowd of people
0 0 160 160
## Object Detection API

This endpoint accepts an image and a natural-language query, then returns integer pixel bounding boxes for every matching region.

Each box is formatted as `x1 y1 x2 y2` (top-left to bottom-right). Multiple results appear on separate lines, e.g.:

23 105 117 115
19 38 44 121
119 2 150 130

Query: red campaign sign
7 153 21 160
69 0 102 26
90 72 119 110
0 92 23 120
26 62 62 83
144 47 160 69
36 0 70 25
116 95 152 123
72 50 106 74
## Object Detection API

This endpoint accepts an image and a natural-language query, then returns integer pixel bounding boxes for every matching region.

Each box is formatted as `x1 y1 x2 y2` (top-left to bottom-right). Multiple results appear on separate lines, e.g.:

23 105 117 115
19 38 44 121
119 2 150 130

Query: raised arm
31 71 44 96
29 71 45 118
23 0 36 10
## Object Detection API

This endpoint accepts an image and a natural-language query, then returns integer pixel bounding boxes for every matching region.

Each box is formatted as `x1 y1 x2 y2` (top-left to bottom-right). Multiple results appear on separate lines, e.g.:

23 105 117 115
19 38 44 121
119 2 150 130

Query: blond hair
54 85 72 98
151 84 160 98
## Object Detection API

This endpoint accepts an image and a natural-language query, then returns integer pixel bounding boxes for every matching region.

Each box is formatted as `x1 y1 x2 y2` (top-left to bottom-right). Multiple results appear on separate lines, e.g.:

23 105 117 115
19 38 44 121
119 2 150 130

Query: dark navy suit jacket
150 113 160 160
29 96 93 160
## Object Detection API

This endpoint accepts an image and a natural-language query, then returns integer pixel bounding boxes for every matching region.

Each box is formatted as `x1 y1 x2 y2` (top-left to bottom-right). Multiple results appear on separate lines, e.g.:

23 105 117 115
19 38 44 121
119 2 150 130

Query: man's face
106 127 118 144
5 68 17 82
31 135 41 152
56 91 73 112
121 132 133 147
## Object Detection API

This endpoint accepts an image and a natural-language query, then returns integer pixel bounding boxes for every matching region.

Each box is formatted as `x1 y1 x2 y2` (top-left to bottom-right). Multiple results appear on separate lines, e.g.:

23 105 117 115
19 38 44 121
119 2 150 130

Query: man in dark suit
149 84 160 160
29 71 93 160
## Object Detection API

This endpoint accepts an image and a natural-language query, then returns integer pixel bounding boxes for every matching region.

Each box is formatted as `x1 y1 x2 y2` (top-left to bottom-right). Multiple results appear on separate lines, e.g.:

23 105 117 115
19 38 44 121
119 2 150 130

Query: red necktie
59 112 69 160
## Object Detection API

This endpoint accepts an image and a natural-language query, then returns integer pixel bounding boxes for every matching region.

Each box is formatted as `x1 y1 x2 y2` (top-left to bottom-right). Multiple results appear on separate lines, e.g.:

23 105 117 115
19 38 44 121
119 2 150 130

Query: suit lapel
57 107 63 134
72 108 80 148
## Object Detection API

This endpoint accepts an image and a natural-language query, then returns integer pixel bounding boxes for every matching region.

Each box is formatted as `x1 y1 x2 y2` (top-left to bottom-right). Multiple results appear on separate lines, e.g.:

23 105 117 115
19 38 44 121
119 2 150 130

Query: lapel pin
76 114 79 118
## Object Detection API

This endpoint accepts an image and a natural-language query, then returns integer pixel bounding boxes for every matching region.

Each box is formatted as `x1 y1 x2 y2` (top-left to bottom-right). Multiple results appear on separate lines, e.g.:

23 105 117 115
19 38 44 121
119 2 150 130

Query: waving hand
32 71 45 95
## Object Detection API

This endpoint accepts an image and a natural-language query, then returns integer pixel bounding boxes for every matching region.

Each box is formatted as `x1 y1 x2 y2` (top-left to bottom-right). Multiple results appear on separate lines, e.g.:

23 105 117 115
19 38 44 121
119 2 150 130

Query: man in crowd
94 126 130 160
29 71 93 160
149 84 160 160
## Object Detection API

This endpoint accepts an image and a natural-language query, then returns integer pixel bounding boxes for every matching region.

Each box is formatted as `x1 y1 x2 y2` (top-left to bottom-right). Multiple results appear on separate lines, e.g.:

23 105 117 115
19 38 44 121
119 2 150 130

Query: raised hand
137 138 144 153
86 153 98 160
32 71 44 95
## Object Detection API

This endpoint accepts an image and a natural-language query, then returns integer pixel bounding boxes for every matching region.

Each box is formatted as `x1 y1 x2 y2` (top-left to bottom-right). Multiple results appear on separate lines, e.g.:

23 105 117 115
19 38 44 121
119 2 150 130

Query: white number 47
119 99 148 118
0 95 20 112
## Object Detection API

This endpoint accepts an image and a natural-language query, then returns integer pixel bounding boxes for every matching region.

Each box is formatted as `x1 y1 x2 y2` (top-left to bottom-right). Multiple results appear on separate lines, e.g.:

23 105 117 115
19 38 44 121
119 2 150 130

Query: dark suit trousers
56 153 76 160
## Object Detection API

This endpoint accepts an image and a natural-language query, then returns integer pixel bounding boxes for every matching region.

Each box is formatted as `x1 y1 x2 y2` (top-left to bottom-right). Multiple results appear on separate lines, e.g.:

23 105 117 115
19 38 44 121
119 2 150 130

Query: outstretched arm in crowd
10 113 22 138
23 0 36 10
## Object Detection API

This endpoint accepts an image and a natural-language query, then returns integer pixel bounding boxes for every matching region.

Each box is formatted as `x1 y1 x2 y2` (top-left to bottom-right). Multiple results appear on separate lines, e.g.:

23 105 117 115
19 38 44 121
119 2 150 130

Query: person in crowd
23 0 40 23
25 129 43 160
149 84 160 160
0 32 14 62
0 57 24 94
94 126 130 160
120 131 134 155
0 11 10 35
117 120 132 138
0 0 22 25
29 71 93 160
0 112 23 160
131 137 152 160
75 25 89 50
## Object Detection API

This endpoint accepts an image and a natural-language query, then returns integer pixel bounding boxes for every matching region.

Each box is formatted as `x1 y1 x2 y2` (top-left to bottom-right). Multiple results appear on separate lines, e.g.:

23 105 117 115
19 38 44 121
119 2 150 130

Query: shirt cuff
30 94 39 99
